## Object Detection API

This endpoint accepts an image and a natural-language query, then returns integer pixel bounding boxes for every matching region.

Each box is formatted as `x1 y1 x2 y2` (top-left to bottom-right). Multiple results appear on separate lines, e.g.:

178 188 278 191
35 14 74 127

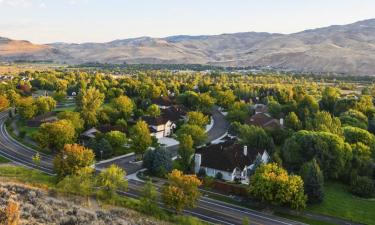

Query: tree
53 144 95 179
34 119 76 151
57 111 84 132
284 112 302 131
305 111 342 136
34 96 56 115
162 170 202 213
57 167 95 205
297 95 319 121
140 180 159 215
340 109 368 129
111 95 134 119
282 130 352 179
356 95 374 115
32 152 41 167
78 87 104 127
187 111 209 128
177 124 207 147
238 124 272 150
96 138 113 159
299 159 324 204
16 97 37 120
146 104 161 117
177 134 195 172
197 92 215 113
249 163 307 210
215 90 236 108
0 95 9 111
320 87 340 113
105 131 127 148
97 164 128 200
130 120 152 157
143 147 173 177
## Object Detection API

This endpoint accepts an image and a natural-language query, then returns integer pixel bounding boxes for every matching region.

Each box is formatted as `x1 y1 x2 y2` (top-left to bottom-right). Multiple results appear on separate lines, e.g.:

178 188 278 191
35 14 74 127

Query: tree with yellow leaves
162 169 202 213
249 163 307 210
53 143 95 179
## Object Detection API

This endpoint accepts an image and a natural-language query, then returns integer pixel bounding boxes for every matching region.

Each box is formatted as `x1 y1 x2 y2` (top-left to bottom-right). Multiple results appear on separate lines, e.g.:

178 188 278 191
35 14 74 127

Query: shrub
215 172 223 180
350 176 375 198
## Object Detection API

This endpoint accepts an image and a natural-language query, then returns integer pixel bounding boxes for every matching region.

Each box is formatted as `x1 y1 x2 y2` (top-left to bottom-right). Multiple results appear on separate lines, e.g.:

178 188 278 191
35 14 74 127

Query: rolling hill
1 19 375 75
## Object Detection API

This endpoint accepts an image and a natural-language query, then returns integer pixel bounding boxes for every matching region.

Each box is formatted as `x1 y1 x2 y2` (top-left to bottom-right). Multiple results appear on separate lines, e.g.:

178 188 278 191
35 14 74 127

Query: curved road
0 109 303 225
96 107 230 174
0 110 55 175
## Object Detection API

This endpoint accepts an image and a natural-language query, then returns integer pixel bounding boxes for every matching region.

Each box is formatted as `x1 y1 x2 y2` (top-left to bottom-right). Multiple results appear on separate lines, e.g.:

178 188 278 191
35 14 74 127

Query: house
143 116 176 139
151 96 173 109
253 104 268 114
194 140 270 183
245 112 283 129
80 127 100 145
161 105 187 123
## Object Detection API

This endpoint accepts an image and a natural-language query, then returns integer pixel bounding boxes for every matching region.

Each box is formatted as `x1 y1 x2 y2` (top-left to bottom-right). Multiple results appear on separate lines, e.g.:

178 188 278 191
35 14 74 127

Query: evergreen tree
300 159 324 204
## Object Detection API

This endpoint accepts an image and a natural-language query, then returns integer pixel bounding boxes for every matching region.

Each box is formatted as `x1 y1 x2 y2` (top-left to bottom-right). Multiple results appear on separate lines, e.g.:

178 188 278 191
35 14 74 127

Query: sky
0 0 374 44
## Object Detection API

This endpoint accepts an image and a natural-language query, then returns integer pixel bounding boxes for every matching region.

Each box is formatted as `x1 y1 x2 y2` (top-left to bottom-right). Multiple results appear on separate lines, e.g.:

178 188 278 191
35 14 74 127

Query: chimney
280 118 284 126
243 145 248 156
194 154 202 174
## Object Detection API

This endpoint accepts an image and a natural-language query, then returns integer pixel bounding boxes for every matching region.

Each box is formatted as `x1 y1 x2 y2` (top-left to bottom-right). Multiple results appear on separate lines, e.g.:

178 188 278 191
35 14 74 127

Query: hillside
1 19 375 75
0 181 169 225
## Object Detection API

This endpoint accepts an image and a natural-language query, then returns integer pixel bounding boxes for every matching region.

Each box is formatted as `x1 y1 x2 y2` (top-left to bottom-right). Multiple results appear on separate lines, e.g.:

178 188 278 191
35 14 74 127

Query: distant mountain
1 19 375 75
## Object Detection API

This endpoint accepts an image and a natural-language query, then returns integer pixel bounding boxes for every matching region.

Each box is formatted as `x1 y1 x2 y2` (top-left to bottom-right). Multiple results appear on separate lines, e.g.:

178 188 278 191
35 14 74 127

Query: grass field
0 165 56 188
0 156 10 163
308 182 375 225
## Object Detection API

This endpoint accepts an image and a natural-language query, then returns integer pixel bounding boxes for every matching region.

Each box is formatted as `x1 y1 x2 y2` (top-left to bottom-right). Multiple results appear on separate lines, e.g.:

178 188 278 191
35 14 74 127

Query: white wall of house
150 121 176 139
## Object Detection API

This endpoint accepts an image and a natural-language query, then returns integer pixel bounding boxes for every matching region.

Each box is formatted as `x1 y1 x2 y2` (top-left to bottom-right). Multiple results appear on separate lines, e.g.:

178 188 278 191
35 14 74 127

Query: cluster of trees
54 144 128 203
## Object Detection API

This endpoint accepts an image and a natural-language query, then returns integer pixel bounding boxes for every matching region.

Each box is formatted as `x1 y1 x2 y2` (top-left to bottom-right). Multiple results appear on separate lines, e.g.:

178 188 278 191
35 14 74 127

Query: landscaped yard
308 182 375 225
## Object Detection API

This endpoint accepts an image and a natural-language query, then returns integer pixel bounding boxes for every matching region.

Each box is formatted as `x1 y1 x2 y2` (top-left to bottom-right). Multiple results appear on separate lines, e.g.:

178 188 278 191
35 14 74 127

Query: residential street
95 107 229 174
0 109 303 225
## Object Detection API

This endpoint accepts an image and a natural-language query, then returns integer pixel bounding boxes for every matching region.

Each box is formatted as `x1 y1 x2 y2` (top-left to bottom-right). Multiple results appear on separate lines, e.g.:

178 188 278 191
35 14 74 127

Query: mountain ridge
1 18 375 75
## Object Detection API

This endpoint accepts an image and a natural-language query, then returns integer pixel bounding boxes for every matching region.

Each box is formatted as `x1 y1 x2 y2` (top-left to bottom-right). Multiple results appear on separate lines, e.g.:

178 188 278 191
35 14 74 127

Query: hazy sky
1 0 374 44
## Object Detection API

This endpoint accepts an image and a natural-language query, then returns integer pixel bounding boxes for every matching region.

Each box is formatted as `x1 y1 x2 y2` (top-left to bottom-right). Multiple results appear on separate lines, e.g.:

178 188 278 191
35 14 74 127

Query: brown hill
1 19 375 75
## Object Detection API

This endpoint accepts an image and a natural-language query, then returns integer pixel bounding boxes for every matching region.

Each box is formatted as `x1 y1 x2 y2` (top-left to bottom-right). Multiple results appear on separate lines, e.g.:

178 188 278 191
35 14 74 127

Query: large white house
194 139 270 183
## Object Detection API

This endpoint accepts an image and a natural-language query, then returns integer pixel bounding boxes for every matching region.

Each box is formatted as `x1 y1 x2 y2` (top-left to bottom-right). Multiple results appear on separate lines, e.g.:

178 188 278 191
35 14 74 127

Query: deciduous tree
162 170 202 213
34 119 76 151
53 144 95 179
130 120 152 157
249 163 307 210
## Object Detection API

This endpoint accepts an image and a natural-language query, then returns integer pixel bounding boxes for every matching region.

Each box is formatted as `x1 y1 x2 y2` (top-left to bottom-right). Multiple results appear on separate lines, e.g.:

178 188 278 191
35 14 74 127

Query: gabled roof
161 105 187 122
196 140 265 172
81 127 99 138
245 113 280 129
143 116 170 126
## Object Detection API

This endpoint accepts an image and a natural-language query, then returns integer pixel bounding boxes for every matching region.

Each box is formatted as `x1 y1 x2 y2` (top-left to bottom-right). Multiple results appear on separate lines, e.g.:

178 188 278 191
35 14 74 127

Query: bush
350 176 375 198
19 130 26 139
215 172 223 180
197 168 206 177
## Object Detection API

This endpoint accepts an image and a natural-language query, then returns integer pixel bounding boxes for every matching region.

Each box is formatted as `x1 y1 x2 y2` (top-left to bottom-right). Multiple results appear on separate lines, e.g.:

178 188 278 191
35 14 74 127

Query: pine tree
300 159 324 204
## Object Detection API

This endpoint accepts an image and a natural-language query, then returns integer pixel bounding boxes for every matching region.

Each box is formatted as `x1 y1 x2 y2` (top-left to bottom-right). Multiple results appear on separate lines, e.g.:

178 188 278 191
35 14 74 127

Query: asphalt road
96 107 229 174
0 109 304 225
0 110 55 175
126 179 304 225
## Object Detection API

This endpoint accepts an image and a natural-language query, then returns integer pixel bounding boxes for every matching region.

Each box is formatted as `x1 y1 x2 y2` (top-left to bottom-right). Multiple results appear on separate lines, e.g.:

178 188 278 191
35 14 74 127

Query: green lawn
0 165 56 188
308 182 375 225
0 156 10 163
53 105 76 112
